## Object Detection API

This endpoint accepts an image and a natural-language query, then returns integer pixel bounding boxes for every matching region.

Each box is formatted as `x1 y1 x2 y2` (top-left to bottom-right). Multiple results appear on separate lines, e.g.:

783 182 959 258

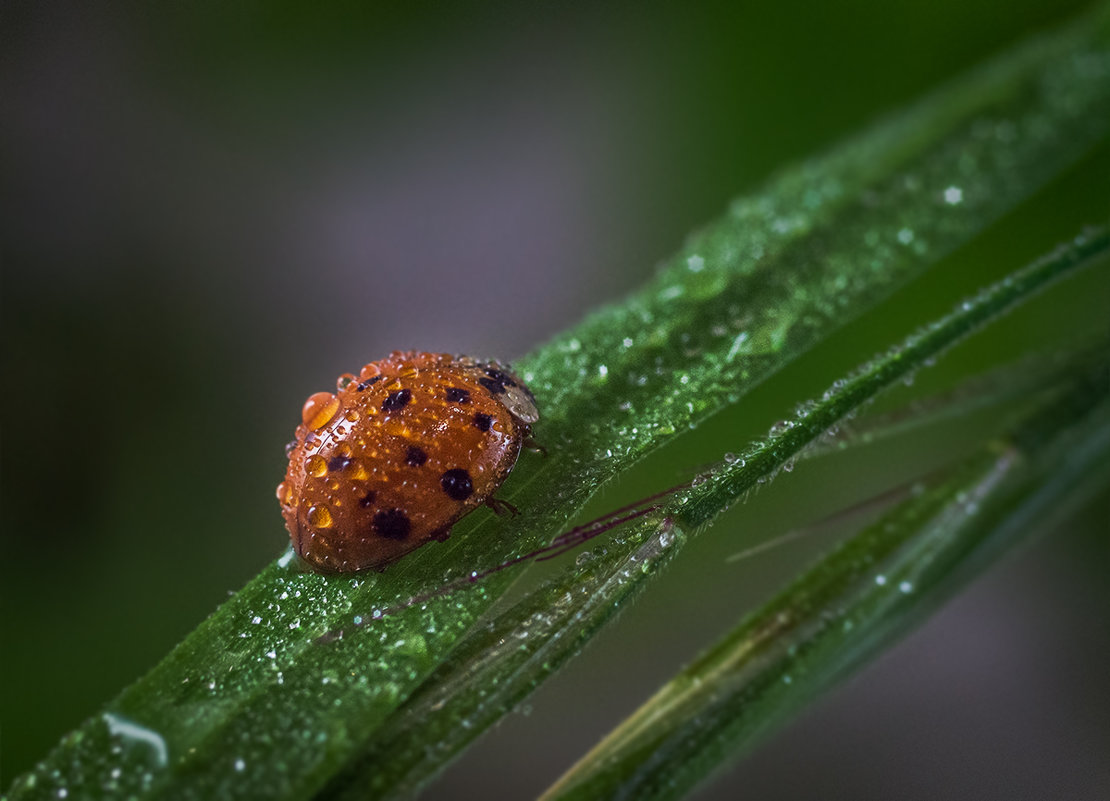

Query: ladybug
277 351 539 573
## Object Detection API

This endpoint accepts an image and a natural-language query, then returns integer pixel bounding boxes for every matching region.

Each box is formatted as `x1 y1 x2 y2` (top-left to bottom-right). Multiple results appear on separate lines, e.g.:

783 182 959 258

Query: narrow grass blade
801 335 1110 460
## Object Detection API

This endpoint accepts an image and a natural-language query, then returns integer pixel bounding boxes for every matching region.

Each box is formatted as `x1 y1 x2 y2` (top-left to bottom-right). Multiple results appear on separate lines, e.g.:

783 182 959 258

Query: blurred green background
2 1 1108 798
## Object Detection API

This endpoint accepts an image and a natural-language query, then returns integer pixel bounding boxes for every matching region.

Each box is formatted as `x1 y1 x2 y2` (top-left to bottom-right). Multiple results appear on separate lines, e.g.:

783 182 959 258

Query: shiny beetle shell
277 351 539 573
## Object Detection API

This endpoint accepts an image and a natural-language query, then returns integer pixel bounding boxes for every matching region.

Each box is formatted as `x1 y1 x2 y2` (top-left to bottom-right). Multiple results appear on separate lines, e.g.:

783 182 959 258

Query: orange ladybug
277 351 539 573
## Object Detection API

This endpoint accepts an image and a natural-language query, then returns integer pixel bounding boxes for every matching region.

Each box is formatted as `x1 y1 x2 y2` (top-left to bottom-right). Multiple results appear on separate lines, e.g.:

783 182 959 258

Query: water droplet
306 455 327 477
943 186 963 205
875 574 888 586
687 254 705 272
234 758 246 772
308 505 333 528
302 392 340 430
103 713 168 766
769 420 794 437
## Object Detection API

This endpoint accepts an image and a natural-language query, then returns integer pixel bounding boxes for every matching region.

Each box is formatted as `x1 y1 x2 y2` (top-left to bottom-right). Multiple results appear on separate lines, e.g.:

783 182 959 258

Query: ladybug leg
486 497 520 517
523 435 547 456
431 527 452 543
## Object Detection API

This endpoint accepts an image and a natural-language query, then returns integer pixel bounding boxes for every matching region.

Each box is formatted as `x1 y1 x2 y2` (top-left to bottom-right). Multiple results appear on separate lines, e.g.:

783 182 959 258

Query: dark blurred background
2 1 1108 798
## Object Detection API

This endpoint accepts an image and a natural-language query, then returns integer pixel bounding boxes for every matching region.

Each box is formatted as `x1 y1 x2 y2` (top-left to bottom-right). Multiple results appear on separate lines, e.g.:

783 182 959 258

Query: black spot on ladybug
478 377 506 396
373 508 411 540
484 368 518 387
473 412 493 432
359 490 377 508
445 387 471 404
382 388 412 412
405 445 428 466
356 376 383 392
440 468 474 501
327 454 352 472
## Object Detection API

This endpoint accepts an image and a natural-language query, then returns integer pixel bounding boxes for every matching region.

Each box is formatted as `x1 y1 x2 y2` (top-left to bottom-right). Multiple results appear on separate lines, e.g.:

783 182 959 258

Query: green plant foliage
7 7 1109 801
540 298 1110 801
323 227 1109 801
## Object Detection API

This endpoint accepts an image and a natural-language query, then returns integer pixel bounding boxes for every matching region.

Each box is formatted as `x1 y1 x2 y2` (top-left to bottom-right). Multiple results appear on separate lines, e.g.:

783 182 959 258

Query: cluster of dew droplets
524 244 773 461
725 265 1017 489
8 711 173 800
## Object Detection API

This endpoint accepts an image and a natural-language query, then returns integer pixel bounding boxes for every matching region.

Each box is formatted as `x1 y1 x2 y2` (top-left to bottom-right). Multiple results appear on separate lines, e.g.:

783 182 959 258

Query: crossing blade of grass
800 335 1110 460
8 7 1110 800
319 227 1108 800
542 366 1110 801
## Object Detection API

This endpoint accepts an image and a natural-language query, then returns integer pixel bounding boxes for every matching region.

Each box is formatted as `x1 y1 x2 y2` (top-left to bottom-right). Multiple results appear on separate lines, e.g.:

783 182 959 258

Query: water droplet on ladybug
302 392 339 430
307 505 333 528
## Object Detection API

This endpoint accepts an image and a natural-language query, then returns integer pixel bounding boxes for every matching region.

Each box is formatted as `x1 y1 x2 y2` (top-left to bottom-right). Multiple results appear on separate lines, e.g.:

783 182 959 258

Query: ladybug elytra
277 351 539 573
